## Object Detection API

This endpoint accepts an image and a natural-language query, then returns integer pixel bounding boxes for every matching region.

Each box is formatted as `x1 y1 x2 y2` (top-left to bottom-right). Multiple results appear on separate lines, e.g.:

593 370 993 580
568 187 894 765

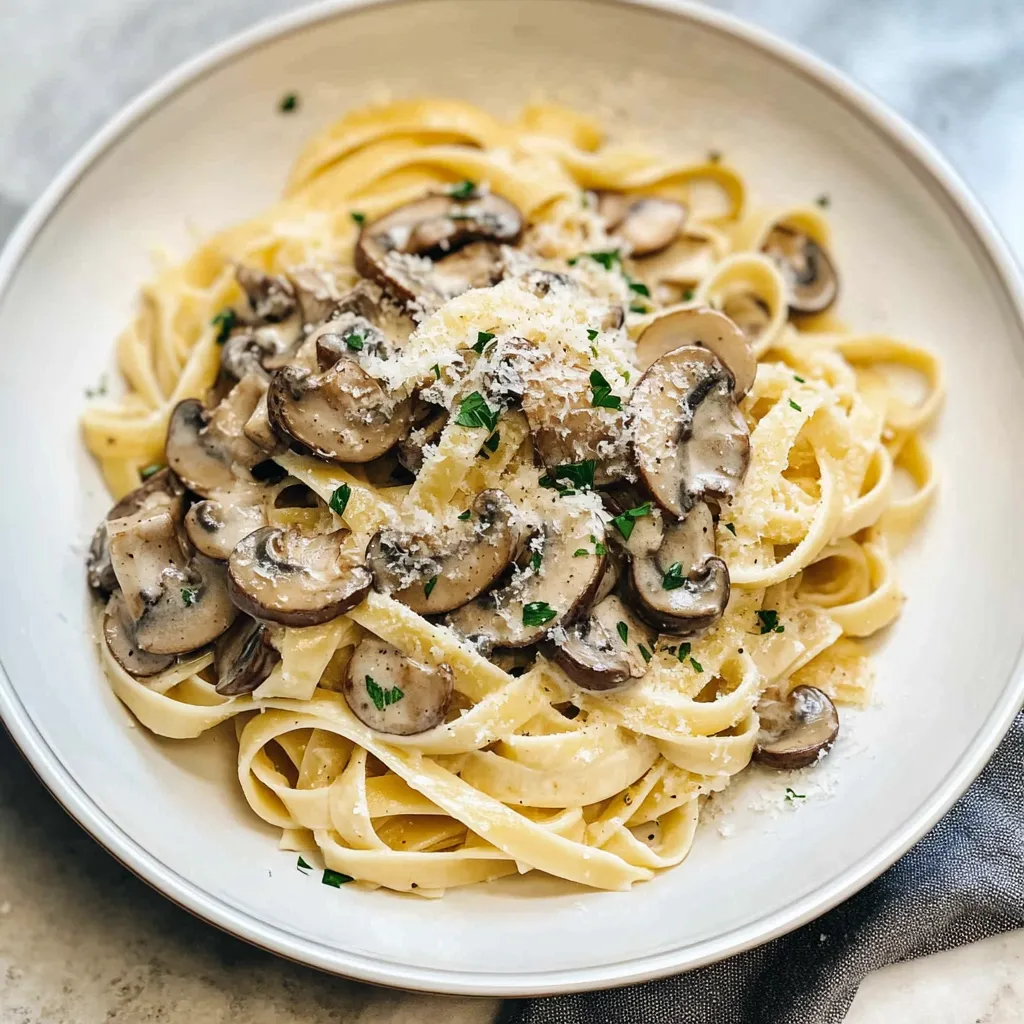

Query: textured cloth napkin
501 713 1024 1023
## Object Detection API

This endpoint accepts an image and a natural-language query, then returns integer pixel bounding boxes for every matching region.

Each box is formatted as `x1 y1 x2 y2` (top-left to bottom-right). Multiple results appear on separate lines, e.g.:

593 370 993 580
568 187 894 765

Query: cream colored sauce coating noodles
82 99 942 894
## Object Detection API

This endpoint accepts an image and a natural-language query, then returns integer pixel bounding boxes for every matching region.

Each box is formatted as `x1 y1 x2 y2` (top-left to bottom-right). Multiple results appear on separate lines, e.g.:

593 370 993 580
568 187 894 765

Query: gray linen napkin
501 713 1024 1024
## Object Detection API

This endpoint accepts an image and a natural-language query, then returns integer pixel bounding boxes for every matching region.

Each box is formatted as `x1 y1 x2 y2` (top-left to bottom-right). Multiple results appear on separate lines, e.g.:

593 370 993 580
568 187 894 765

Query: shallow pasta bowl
1 0 1023 997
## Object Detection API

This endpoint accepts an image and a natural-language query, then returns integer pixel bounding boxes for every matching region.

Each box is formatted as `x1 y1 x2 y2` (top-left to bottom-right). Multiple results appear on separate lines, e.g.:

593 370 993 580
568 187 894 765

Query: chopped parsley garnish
530 551 542 572
329 483 351 517
621 370 630 383
662 562 685 590
84 376 108 399
538 459 596 493
629 303 648 314
595 541 607 556
789 399 802 412
682 288 695 302
589 369 622 410
344 333 364 351
689 657 703 672
815 194 831 209
180 587 197 607
725 522 737 536
756 609 785 634
322 869 353 887
140 463 164 480
707 150 722 163
794 375 806 383
455 391 499 432
483 431 500 452
587 329 599 341
616 621 629 644
677 642 691 664
448 179 477 200
279 92 299 113
431 364 441 379
297 856 312 873
365 674 404 712
785 787 806 801
424 576 438 598
472 330 495 354
522 602 557 627
573 548 589 557
590 344 599 358
610 501 652 541
457 509 472 521
627 280 650 297
638 644 652 664
350 210 365 225
586 249 621 271
567 256 579 266
211 308 237 344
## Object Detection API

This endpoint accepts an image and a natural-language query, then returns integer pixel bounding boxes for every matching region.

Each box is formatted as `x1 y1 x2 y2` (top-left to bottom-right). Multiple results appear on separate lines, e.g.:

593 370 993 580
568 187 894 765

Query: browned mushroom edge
753 684 840 769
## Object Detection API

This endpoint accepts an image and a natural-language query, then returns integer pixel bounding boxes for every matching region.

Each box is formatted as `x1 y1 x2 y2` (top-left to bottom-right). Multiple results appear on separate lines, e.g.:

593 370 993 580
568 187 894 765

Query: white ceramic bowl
1 0 1022 997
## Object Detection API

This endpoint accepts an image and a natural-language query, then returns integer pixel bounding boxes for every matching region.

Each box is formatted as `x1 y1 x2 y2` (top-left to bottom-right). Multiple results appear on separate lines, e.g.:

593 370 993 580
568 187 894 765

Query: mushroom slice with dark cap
287 265 341 328
235 265 297 323
228 525 372 627
87 468 184 596
266 359 413 464
354 191 522 307
366 489 521 614
626 501 730 636
720 291 773 342
102 592 175 677
597 193 687 257
397 408 448 475
214 616 281 696
553 595 655 692
754 684 839 769
446 493 605 650
312 313 396 370
635 307 756 398
343 637 453 735
184 490 270 561
219 326 294 383
760 225 838 315
631 345 750 518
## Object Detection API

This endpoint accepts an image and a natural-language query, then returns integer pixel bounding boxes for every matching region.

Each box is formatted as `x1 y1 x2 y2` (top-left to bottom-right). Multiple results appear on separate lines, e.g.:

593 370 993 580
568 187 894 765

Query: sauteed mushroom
754 684 839 769
236 265 296 323
598 193 687 257
761 226 838 315
102 592 175 677
214 616 281 696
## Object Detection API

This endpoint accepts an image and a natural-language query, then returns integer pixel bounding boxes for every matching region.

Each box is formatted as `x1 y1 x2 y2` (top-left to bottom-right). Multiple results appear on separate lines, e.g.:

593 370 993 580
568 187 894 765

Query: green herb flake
627 279 650 297
424 576 438 598
365 674 404 713
180 587 197 607
590 344 599 358
530 551 543 572
472 330 496 354
594 541 607 556
587 329 599 341
756 609 785 635
457 509 472 521
586 249 621 271
789 399 802 412
589 369 622 410
322 869 354 887
725 522 737 536
785 787 807 802
539 460 596 493
350 210 366 225
677 642 691 664
431 364 441 379
279 92 299 113
622 370 630 383
454 391 499 432
815 194 831 209
662 562 685 590
573 548 590 557
616 621 629 644
794 375 806 383
689 657 703 673
448 179 477 200
567 256 580 267
345 333 364 351
84 375 108 399
140 463 164 480
611 501 652 541
629 303 648 315
682 288 695 302
523 602 557 627
329 483 352 517
638 644 652 664
297 855 312 873
483 431 500 452
211 308 237 344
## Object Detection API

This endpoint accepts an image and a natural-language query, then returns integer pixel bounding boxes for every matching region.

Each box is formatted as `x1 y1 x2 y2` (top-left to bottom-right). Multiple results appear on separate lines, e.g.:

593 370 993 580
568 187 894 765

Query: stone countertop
2 1 1023 1022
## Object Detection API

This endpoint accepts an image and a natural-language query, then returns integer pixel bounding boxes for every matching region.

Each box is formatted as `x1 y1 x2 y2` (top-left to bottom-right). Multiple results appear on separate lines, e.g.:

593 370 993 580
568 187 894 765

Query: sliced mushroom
185 495 269 560
236 265 296 323
266 359 413 464
355 191 522 307
214 615 281 696
631 345 750 517
312 313 395 369
635 307 756 398
522 361 630 486
87 469 184 596
553 595 655 691
397 408 448 474
102 592 175 677
754 684 839 769
287 265 342 327
629 233 722 305
242 391 285 454
342 636 453 735
602 487 665 560
366 489 521 614
446 493 605 649
228 525 372 627
598 193 687 257
625 501 730 636
761 226 838 315
220 326 293 382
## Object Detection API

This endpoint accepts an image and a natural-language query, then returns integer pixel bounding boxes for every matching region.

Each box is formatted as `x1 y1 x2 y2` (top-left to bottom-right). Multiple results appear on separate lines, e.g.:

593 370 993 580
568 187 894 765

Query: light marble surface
2 1 1023 1022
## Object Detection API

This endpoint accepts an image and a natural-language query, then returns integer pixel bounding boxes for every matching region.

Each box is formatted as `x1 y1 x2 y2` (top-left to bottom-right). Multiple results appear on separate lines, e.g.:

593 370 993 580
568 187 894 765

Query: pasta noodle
82 98 942 895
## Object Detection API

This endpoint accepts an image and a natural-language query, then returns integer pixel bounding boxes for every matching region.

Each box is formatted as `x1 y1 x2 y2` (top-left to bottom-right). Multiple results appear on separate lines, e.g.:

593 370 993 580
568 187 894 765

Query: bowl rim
1 0 1023 997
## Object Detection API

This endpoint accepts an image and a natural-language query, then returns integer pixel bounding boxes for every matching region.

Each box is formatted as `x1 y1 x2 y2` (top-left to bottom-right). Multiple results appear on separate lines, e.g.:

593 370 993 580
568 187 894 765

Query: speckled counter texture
3 1 1024 1022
